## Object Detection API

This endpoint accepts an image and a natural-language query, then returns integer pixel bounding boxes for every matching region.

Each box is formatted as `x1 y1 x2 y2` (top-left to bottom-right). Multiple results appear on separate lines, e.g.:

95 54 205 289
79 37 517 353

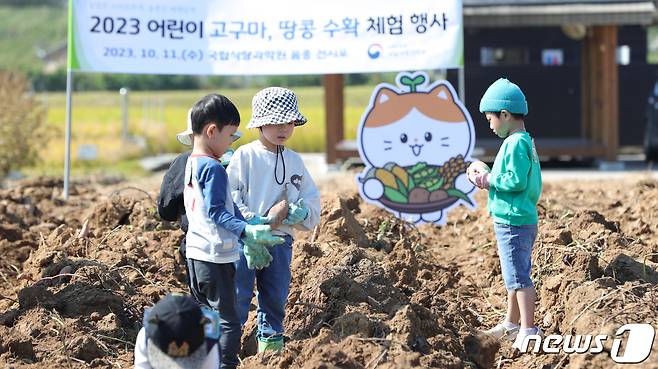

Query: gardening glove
243 241 273 270
247 215 273 225
282 198 309 225
219 148 235 168
241 224 284 246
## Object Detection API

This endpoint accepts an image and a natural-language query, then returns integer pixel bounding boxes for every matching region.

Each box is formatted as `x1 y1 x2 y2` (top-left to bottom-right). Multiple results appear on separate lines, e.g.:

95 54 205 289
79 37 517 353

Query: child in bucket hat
227 87 321 353
468 78 543 351
134 293 220 369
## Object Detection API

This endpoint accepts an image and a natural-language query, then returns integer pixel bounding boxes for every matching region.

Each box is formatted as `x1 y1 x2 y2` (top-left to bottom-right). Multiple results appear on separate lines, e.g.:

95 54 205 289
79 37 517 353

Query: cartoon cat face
359 84 473 168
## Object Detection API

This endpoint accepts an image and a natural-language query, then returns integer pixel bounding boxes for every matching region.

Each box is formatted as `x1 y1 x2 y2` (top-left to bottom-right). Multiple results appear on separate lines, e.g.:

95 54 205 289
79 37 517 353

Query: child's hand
247 215 273 225
283 199 309 225
242 225 284 246
243 241 273 269
473 172 491 189
467 161 490 185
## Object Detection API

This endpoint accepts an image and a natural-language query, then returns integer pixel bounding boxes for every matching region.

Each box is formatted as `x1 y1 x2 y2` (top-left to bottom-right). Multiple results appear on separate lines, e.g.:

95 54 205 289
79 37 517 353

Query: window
541 49 564 66
616 45 631 65
480 47 530 66
649 26 658 64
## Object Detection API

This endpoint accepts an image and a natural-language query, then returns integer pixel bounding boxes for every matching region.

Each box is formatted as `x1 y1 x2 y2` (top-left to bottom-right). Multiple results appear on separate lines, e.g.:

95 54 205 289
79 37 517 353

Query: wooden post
582 26 619 161
324 74 344 164
603 26 619 161
581 28 592 141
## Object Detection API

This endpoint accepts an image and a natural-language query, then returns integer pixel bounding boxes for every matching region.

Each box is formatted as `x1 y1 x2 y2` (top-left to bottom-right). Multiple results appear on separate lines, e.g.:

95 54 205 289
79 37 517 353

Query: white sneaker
483 322 519 341
512 327 544 352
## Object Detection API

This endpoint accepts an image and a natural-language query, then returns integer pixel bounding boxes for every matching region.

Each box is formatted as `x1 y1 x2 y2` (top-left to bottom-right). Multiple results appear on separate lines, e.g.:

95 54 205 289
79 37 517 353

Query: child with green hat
467 78 543 351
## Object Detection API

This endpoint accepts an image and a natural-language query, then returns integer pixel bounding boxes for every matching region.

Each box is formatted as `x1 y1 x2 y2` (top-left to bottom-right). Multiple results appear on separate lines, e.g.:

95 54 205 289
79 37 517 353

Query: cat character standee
356 71 478 225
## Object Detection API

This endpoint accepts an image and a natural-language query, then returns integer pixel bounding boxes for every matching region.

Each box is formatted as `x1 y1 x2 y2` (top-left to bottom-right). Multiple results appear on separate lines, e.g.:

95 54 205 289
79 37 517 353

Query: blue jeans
186 259 240 369
493 223 538 291
235 235 293 339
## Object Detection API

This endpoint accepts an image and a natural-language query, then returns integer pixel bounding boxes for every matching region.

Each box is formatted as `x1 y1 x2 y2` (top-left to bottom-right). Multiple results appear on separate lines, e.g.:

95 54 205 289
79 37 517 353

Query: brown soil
0 177 187 368
1 175 657 368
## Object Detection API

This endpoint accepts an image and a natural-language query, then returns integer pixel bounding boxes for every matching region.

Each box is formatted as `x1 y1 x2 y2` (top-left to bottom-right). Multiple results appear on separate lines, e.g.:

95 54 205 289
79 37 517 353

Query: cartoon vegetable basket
356 72 477 224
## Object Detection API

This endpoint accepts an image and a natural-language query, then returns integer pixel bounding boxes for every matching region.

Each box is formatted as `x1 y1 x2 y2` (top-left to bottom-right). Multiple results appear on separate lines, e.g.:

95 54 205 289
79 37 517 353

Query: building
325 0 658 163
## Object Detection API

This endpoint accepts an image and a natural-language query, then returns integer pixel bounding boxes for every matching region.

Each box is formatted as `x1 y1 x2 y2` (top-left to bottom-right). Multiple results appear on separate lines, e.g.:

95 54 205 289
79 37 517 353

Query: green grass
649 26 658 64
0 5 67 72
24 158 148 178
34 85 376 174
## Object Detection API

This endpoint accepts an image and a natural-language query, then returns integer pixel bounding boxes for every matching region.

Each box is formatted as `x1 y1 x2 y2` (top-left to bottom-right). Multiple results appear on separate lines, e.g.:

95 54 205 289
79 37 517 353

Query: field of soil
0 173 657 368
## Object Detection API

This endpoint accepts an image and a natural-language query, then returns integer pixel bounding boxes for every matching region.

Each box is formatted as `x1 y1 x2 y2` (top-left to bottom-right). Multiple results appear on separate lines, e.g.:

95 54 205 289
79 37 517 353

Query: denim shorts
494 223 538 291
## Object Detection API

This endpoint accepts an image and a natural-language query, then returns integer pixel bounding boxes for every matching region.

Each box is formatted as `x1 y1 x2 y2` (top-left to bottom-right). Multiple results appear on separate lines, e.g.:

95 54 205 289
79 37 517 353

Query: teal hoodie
488 131 542 225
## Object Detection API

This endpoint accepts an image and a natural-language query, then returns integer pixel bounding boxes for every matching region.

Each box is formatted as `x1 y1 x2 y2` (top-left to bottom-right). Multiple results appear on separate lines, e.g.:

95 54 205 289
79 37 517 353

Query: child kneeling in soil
468 78 543 350
183 94 282 368
227 87 321 352
135 293 220 369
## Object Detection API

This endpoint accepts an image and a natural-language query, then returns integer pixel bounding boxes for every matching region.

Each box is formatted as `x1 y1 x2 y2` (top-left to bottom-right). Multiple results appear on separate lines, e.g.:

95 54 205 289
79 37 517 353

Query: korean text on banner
68 0 464 75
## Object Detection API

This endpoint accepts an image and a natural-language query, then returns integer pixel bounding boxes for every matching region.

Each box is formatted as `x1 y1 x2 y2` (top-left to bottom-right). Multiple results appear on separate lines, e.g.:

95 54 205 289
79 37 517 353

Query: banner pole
63 68 73 200
458 66 465 104
63 0 74 200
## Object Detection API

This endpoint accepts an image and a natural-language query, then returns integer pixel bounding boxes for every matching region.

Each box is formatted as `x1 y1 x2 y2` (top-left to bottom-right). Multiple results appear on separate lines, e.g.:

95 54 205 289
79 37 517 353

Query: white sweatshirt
133 328 219 369
183 155 246 264
227 140 321 237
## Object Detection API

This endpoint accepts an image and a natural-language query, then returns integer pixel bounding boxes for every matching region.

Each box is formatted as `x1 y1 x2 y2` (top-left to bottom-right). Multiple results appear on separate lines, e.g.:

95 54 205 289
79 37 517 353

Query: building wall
450 25 658 147
618 26 657 146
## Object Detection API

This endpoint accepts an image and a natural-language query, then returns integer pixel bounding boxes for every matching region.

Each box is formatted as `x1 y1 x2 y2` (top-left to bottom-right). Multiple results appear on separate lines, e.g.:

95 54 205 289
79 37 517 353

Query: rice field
33 85 376 176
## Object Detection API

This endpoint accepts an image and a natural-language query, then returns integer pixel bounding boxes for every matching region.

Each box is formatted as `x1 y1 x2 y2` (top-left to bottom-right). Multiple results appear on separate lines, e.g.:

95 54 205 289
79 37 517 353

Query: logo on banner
70 0 464 75
356 71 476 225
368 44 382 59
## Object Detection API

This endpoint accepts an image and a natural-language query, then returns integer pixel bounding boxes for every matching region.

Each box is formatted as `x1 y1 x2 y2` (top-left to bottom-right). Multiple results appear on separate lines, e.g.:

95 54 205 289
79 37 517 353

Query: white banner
68 0 463 75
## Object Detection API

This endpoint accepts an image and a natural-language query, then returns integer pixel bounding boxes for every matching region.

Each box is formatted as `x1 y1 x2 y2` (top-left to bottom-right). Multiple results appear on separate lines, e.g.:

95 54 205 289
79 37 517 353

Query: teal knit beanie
479 78 528 115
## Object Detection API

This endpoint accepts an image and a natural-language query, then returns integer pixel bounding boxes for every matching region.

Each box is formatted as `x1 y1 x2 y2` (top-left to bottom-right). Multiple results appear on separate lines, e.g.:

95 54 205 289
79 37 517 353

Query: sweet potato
408 188 431 203
266 199 289 229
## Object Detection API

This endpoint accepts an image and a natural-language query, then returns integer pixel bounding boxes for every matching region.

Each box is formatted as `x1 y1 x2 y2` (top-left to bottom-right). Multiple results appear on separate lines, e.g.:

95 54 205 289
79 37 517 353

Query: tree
0 71 48 176
0 0 64 6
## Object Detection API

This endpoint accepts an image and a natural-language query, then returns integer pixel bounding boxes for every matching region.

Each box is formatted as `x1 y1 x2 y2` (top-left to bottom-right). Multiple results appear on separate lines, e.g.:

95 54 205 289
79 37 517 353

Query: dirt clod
0 175 657 368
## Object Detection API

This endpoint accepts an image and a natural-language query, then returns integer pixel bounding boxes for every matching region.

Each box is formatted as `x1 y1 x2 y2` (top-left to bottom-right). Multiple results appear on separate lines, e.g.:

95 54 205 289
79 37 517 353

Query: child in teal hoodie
468 78 543 351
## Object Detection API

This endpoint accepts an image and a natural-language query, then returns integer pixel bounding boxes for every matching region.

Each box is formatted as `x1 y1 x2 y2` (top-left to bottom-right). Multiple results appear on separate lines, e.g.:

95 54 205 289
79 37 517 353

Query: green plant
377 220 391 242
0 71 49 176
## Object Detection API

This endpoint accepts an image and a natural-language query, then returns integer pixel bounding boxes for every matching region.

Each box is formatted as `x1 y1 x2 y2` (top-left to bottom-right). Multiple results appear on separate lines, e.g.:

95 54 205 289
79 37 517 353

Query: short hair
491 111 526 120
190 94 240 134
